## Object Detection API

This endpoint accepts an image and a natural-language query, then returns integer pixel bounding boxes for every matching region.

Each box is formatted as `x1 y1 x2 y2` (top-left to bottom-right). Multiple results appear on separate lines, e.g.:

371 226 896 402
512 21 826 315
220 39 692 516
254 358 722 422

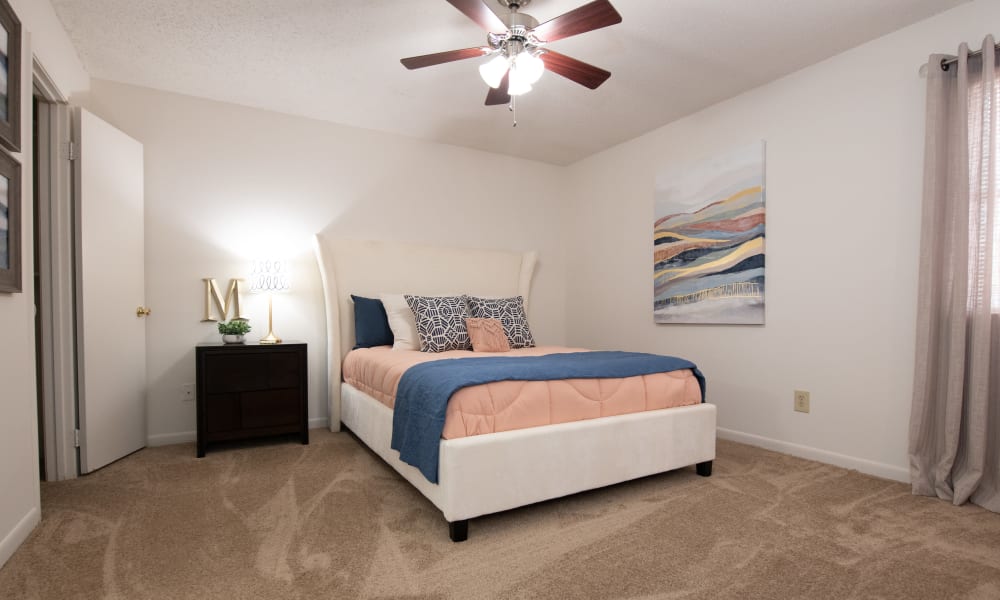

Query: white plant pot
222 334 245 344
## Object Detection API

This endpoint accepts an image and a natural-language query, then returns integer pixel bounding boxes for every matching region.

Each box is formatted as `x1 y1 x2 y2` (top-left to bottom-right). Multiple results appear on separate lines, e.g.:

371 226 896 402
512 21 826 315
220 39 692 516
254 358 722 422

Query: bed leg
696 460 713 477
448 520 469 543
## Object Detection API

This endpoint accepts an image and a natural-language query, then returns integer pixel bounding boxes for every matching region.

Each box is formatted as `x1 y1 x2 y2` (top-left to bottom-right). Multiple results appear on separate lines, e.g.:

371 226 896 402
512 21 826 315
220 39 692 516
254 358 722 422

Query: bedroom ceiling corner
50 0 968 166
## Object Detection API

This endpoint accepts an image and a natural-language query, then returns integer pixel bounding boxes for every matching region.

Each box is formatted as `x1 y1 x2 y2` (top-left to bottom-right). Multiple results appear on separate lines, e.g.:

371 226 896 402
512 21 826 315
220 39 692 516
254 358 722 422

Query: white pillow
378 293 420 351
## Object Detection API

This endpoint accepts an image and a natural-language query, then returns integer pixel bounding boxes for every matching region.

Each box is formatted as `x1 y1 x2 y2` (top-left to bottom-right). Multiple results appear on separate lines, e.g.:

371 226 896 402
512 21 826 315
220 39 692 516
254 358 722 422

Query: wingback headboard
313 237 537 430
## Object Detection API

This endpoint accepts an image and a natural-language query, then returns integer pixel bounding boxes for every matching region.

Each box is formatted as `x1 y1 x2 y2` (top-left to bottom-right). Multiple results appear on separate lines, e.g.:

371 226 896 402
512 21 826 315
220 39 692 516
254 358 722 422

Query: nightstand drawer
204 393 241 433
241 389 300 429
204 352 301 393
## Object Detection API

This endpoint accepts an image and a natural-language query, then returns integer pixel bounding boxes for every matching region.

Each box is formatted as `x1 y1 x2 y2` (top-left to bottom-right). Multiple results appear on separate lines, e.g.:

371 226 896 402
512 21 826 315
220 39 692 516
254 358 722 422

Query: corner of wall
0 507 40 567
11 0 90 97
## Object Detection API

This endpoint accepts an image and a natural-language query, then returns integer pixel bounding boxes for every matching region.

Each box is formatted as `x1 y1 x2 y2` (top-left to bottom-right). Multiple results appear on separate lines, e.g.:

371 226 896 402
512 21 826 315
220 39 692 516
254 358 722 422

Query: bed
314 237 717 541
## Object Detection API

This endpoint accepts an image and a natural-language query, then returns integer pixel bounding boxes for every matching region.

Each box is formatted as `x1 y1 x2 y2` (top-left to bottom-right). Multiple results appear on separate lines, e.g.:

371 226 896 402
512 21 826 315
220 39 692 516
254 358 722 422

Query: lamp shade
249 259 290 293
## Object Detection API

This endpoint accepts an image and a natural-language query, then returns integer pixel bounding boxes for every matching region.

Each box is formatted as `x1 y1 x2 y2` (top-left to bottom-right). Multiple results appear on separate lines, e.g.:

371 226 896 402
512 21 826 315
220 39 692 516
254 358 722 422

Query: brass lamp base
259 331 282 345
259 294 282 345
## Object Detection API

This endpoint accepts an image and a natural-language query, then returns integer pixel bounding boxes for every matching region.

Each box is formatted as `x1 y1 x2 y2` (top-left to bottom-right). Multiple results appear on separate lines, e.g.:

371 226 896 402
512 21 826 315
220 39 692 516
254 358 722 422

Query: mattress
342 346 702 439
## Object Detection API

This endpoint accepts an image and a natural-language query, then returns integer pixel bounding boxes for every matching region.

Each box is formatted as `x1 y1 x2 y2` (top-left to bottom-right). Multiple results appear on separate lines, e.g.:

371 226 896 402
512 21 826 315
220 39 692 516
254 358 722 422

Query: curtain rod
940 41 1000 71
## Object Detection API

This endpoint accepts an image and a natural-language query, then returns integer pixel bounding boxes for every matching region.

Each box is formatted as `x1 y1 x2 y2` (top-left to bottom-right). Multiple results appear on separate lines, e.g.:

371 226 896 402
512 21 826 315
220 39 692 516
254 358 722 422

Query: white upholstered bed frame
314 237 716 541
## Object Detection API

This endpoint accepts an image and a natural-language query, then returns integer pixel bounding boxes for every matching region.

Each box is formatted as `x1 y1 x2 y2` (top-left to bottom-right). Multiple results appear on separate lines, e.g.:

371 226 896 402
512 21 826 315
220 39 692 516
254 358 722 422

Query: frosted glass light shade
507 66 533 96
479 55 509 89
515 51 544 84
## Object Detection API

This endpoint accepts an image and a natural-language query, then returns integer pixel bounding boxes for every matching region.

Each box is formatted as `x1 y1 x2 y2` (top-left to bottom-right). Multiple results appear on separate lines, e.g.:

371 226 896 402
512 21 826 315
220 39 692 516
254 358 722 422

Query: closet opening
32 60 78 482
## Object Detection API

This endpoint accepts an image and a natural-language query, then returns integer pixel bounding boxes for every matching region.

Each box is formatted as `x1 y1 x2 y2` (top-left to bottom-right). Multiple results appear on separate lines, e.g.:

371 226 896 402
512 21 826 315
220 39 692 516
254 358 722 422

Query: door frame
33 57 78 481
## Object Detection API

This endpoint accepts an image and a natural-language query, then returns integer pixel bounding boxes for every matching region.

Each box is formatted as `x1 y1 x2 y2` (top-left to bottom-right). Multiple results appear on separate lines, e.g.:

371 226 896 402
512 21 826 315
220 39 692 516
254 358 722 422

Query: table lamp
249 259 290 344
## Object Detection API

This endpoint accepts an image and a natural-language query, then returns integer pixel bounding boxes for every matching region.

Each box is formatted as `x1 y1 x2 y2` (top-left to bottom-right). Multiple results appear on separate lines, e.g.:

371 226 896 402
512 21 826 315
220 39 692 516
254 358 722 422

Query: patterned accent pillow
404 295 472 352
465 318 511 353
464 295 535 349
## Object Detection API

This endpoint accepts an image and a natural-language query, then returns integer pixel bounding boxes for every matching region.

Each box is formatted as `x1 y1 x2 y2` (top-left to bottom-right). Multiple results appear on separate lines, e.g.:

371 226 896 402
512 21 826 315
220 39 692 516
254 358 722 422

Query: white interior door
73 108 147 474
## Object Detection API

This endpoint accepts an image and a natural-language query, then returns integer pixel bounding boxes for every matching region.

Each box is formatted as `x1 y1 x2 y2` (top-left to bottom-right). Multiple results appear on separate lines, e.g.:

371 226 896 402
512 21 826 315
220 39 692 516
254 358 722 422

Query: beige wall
80 80 569 444
563 0 1000 481
0 43 38 563
0 0 88 568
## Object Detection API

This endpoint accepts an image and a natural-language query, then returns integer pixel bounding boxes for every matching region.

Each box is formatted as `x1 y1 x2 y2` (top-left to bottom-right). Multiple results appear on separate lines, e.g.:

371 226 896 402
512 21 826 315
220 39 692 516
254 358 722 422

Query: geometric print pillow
404 295 472 352
464 295 535 349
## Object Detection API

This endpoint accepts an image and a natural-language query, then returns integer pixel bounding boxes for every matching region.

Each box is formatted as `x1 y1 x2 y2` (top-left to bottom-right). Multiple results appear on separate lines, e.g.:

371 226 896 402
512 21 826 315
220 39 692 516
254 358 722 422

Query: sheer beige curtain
910 36 999 512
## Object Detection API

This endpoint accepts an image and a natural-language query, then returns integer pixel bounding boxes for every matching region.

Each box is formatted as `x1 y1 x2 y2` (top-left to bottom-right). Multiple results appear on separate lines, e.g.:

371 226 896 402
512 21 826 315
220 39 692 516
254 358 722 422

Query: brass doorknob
136 306 152 317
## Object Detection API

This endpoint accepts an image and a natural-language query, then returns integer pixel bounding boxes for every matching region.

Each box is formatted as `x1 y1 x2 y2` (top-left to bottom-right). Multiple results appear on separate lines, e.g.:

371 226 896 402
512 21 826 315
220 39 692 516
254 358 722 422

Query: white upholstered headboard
313 237 537 430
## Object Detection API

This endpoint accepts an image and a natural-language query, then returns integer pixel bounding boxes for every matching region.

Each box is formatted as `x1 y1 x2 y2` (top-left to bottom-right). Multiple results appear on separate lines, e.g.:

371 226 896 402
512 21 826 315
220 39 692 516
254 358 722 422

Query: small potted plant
218 319 251 344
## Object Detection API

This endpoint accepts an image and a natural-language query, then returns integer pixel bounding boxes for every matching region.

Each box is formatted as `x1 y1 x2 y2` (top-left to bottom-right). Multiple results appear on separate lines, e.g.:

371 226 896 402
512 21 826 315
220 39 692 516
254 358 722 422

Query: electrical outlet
794 390 810 413
181 383 195 402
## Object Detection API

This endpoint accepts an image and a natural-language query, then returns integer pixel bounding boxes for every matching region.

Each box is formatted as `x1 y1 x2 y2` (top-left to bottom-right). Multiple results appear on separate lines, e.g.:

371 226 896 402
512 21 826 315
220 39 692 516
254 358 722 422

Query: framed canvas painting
653 142 765 324
0 0 19 153
0 149 20 292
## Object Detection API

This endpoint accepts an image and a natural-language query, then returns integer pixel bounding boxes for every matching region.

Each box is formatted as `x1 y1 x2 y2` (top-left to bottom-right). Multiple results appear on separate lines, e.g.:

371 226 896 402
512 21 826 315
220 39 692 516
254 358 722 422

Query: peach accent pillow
465 318 511 352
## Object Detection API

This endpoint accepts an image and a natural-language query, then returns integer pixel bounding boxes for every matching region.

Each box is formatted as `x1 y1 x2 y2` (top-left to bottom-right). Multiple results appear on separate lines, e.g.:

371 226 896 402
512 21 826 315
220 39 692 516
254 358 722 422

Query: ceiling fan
401 0 622 106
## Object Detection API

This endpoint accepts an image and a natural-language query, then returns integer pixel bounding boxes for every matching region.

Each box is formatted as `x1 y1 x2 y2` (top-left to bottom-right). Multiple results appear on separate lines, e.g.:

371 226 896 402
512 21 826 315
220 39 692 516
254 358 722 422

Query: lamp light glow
479 54 510 89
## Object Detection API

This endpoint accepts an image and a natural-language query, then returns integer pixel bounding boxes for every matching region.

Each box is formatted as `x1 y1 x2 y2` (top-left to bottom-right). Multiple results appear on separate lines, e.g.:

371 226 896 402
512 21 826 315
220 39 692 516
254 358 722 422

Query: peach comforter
342 346 702 439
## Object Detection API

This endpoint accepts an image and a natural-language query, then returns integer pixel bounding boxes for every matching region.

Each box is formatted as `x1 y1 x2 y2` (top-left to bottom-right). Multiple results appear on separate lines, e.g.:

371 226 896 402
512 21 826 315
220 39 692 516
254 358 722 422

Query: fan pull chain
509 95 517 127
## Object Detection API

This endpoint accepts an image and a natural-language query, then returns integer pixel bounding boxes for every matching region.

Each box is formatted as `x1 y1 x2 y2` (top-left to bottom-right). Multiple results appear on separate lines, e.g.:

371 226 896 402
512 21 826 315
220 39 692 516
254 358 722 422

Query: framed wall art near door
0 149 20 292
0 0 19 153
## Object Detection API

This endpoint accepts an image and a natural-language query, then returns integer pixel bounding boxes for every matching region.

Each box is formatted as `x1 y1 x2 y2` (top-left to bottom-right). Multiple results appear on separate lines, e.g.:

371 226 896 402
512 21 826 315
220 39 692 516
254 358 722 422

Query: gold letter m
202 278 246 322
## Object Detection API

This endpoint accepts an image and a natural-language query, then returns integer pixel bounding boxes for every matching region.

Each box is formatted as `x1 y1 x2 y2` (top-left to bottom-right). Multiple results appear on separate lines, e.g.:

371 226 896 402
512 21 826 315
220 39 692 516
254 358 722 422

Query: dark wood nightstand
195 342 308 457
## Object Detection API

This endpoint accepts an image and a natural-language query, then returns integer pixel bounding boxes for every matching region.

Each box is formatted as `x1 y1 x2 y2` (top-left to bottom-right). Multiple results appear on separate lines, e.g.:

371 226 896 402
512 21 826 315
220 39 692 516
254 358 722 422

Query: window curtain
910 36 999 512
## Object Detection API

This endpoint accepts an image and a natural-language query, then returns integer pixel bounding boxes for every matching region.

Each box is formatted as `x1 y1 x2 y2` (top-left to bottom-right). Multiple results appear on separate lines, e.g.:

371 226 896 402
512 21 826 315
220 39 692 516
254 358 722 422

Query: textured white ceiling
51 0 966 165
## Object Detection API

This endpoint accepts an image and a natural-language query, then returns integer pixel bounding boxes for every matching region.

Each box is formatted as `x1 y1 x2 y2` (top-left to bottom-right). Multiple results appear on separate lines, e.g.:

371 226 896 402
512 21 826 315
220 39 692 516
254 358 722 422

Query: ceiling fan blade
446 0 508 32
540 50 611 89
532 0 622 43
485 72 511 105
401 47 489 70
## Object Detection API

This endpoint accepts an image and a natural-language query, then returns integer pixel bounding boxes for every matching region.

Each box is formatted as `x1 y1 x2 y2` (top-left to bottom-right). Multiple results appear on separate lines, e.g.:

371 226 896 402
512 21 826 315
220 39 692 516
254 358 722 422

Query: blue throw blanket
390 351 706 483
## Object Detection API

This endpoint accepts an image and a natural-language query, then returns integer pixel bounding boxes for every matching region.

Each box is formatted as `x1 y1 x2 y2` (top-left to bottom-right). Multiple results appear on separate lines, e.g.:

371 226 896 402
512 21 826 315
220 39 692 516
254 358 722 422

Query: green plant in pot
218 319 251 344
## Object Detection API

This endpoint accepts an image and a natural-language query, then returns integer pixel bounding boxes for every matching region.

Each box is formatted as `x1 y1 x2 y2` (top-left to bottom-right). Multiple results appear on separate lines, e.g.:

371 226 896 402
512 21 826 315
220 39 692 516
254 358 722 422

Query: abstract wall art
0 0 19 153
653 141 765 324
0 148 20 293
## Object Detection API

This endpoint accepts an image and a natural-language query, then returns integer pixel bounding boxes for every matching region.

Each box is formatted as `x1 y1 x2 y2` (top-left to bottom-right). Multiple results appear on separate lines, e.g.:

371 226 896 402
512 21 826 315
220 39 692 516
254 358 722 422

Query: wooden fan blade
485 72 511 105
401 47 489 70
540 50 611 89
446 0 508 32
532 0 622 43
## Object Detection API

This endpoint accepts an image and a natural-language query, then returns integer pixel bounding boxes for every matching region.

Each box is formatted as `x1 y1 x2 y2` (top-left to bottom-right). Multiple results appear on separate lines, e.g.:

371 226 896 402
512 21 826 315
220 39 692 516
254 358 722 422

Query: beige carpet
1 431 999 599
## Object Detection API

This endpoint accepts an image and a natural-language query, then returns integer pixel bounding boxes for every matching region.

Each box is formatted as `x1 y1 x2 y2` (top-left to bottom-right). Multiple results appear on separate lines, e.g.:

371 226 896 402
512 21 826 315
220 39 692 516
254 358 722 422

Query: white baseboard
308 417 329 430
0 506 40 568
147 431 196 446
717 427 909 483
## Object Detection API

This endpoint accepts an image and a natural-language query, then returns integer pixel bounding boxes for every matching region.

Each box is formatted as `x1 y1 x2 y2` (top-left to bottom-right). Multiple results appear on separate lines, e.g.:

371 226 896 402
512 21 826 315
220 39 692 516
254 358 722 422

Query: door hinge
66 141 77 161
74 429 81 448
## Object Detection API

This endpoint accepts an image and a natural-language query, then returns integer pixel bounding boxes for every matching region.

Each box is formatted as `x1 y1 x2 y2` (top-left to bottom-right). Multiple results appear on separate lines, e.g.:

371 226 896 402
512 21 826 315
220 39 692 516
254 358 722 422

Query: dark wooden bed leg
696 460 713 477
448 520 468 543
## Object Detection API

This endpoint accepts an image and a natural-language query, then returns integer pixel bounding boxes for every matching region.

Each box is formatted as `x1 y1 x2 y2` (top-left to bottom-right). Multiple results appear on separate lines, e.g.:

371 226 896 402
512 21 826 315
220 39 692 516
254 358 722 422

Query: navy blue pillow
351 295 394 349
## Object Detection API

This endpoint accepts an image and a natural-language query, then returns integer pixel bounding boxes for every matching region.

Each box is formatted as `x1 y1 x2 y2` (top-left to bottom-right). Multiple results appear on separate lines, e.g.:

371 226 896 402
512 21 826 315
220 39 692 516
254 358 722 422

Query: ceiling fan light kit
479 54 510 88
401 0 622 108
512 52 545 85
